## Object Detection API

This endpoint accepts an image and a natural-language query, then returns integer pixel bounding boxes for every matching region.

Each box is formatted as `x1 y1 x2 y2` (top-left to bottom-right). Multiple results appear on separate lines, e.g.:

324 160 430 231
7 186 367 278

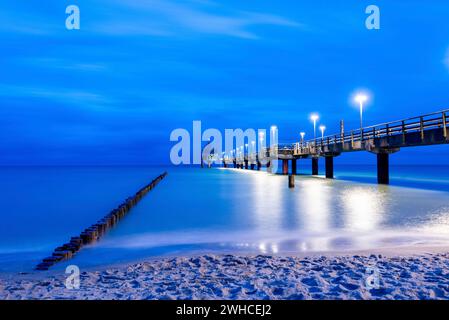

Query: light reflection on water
296 179 332 252
250 171 283 233
342 185 387 232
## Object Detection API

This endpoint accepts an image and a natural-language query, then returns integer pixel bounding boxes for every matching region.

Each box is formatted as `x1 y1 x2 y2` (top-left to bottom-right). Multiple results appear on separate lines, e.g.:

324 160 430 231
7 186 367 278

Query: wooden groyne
35 171 168 271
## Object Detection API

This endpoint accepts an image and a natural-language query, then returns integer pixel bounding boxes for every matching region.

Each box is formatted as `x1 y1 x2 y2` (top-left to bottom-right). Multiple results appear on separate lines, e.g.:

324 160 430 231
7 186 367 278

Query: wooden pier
220 109 449 184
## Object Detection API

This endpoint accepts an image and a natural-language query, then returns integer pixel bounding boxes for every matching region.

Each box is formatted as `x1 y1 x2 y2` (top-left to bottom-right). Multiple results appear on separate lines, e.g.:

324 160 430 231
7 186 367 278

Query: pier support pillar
250 163 255 170
282 159 289 175
312 158 319 176
223 161 227 168
257 161 261 171
377 153 389 185
325 157 334 179
244 160 249 170
292 159 297 175
370 147 398 185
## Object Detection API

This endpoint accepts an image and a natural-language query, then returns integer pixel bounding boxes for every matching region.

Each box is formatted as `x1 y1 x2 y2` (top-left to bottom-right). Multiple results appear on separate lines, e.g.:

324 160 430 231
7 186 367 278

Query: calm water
1 164 449 272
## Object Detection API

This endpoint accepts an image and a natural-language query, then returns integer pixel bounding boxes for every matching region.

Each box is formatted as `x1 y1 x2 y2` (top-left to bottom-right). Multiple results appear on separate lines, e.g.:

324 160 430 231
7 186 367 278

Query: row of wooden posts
35 172 168 271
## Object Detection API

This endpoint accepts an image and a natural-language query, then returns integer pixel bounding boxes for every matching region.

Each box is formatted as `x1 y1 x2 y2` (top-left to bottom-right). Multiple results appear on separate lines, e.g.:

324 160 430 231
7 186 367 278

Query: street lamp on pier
310 114 319 144
355 93 368 130
258 132 265 156
300 132 306 149
310 114 319 138
319 125 326 140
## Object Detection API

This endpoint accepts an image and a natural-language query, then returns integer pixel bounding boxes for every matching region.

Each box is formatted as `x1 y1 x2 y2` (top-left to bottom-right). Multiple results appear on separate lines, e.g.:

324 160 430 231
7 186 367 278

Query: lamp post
355 94 368 130
271 125 278 155
300 132 305 149
271 125 277 144
319 125 326 140
310 114 319 143
258 132 265 157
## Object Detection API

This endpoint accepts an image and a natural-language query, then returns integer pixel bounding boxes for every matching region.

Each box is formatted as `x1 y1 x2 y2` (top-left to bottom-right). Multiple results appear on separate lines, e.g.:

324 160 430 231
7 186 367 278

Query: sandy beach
1 250 449 300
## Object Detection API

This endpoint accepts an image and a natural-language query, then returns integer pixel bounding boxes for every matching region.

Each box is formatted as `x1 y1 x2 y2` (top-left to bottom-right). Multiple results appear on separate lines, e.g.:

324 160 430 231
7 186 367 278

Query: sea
1 163 449 272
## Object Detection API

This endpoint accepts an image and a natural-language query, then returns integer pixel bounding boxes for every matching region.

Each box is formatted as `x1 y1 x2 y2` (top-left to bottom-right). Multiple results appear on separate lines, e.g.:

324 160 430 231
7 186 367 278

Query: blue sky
1 0 449 165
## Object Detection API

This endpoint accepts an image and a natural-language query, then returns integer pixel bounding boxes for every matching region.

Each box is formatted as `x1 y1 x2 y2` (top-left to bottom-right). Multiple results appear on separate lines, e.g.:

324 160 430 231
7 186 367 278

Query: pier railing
288 109 449 156
219 109 448 162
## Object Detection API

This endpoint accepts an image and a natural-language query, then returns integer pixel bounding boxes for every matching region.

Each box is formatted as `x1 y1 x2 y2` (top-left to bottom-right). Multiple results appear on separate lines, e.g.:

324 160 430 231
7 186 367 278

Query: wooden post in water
282 159 289 175
288 175 295 188
291 159 297 175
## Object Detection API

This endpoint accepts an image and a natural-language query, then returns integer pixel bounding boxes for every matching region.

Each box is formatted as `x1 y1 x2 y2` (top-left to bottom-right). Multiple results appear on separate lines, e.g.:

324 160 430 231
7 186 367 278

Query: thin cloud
96 0 302 39
0 0 301 39
20 58 108 72
0 8 56 35
0 85 113 108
